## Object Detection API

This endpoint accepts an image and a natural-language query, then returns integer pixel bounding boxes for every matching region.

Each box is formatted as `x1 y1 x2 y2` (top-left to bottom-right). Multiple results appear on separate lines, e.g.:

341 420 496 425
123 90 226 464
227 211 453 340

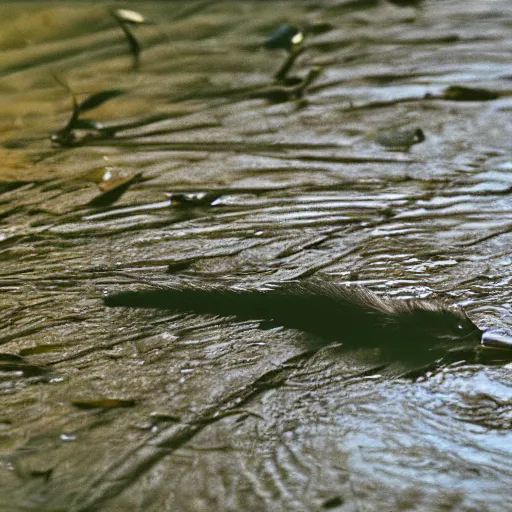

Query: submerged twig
51 75 125 147
249 66 322 103
111 8 146 70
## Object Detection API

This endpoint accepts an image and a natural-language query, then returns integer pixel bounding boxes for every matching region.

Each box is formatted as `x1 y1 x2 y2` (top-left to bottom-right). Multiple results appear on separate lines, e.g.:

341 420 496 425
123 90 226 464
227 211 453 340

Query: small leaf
97 177 129 193
166 191 222 208
78 166 114 184
264 25 304 52
88 173 142 208
111 8 146 25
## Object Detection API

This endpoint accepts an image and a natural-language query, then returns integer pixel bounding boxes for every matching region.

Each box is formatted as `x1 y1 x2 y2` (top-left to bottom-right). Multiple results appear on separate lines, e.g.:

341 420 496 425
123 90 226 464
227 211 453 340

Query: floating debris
111 8 146 25
375 127 425 150
88 172 142 208
71 398 136 410
442 85 500 102
60 433 77 442
264 25 306 82
263 25 304 52
110 8 146 70
166 191 223 208
249 66 322 103
78 165 116 184
51 78 125 147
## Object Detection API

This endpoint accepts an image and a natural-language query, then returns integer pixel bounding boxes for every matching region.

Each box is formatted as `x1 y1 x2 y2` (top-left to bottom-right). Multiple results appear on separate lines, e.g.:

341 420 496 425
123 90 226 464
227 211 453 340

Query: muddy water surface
0 1 512 511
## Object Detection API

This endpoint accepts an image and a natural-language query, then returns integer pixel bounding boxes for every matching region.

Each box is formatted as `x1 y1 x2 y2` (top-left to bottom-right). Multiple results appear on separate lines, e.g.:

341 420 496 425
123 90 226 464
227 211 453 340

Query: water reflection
1 0 512 511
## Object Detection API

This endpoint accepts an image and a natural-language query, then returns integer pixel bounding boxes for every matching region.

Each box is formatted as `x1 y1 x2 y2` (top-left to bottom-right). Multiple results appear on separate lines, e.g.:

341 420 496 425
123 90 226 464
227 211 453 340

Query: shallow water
0 1 511 511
